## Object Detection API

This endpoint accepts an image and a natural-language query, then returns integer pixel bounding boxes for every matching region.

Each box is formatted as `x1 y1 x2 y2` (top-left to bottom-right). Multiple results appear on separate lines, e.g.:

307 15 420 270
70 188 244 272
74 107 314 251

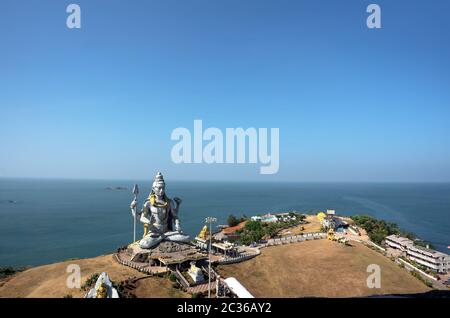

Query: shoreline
2 180 450 268
1 209 448 297
1 212 446 269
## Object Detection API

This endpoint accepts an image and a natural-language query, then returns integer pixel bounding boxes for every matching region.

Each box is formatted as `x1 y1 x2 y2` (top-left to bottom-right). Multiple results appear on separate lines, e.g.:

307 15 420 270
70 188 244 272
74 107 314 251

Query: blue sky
1 0 449 182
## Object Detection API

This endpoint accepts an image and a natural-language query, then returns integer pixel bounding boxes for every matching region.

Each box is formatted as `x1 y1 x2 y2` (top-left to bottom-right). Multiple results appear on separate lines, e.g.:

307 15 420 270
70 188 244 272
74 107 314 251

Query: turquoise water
0 179 449 266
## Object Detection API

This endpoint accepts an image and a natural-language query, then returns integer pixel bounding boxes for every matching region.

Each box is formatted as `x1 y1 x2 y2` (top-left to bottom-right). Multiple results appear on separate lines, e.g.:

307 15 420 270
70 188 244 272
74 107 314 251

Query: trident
130 184 139 242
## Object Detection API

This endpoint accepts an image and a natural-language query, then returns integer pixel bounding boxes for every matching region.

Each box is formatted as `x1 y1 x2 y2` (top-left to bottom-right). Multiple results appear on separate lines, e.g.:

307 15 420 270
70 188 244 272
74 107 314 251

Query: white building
187 261 205 284
224 277 254 298
385 235 414 251
251 213 297 223
385 235 450 273
407 245 450 274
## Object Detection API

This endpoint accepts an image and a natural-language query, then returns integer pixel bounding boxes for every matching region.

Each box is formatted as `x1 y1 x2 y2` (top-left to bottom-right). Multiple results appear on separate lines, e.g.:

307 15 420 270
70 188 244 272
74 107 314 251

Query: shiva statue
130 172 190 249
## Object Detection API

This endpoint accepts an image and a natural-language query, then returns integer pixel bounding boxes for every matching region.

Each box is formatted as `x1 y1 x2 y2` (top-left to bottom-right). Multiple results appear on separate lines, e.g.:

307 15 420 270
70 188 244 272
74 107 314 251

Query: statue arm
130 199 137 218
140 200 152 224
170 198 182 232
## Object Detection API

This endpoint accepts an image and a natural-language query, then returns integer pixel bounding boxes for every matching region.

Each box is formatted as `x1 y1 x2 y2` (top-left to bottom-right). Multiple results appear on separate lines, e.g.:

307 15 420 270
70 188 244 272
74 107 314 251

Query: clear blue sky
1 0 449 182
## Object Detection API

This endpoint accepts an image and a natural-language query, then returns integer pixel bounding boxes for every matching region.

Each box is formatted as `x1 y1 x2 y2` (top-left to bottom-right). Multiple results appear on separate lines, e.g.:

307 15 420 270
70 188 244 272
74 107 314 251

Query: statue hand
173 197 182 206
175 220 181 232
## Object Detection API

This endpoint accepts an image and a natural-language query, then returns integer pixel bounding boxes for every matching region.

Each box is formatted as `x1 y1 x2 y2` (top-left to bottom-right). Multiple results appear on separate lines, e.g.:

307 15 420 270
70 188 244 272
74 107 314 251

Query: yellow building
196 225 210 240
317 212 326 223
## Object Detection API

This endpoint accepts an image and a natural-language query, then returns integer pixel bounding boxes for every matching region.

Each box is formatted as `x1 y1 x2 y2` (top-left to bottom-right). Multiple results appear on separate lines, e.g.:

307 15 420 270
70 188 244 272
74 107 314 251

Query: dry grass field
0 254 188 298
0 239 432 298
217 239 430 297
280 215 322 236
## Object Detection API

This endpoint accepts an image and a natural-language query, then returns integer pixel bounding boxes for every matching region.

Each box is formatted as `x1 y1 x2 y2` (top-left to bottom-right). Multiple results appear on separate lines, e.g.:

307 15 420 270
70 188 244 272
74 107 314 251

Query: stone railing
114 253 168 275
215 249 261 265
266 232 326 246
365 240 386 252
397 258 437 281
175 268 191 288
114 253 148 272
201 265 220 281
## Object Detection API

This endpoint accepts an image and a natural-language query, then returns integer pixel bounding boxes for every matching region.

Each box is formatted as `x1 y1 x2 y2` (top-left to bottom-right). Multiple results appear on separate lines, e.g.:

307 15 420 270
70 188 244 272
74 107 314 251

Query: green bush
265 223 279 237
0 267 27 279
227 214 247 227
238 220 264 245
168 272 177 282
351 215 423 245
81 273 99 290
232 212 305 244
112 280 137 298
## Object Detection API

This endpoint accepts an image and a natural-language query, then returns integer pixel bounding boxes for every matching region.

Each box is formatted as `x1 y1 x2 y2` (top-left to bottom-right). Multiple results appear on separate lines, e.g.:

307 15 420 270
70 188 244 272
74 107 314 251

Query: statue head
152 172 166 197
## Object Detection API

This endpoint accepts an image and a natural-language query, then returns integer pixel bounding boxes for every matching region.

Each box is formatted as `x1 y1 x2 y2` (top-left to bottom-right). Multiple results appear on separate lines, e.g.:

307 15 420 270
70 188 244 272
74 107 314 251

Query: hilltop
0 254 188 298
0 239 431 298
217 239 430 297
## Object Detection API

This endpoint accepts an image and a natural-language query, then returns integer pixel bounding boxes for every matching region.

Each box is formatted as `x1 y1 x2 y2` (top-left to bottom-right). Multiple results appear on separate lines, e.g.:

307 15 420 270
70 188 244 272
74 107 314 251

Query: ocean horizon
0 178 449 267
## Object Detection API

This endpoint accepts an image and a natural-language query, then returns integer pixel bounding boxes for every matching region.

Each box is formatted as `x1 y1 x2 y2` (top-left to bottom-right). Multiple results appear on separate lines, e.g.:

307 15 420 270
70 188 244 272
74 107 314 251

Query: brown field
280 215 322 236
0 240 432 298
133 277 190 298
0 254 188 298
217 239 430 297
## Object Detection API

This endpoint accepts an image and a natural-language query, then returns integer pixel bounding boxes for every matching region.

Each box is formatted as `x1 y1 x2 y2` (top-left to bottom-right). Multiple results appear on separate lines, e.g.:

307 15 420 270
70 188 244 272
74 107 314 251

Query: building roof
222 221 247 234
408 244 449 258
385 234 414 246
386 235 450 259
212 242 235 250
224 277 254 298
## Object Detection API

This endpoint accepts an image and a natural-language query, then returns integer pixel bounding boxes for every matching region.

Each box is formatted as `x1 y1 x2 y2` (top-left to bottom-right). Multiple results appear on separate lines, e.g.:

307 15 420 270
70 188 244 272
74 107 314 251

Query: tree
227 214 240 227
239 221 264 244
265 223 279 238
351 215 423 245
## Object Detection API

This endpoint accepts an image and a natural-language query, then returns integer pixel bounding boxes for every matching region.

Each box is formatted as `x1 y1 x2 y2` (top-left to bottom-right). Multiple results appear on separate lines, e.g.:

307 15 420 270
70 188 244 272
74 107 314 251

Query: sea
0 178 449 267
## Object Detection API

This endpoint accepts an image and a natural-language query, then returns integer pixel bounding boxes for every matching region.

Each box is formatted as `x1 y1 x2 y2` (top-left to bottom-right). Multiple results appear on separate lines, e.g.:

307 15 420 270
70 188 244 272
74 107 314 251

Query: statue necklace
149 193 168 208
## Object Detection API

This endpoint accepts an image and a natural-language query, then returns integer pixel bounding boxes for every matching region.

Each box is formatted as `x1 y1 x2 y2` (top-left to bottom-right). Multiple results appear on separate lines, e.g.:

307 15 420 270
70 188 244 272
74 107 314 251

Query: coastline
1 179 450 267
1 211 448 298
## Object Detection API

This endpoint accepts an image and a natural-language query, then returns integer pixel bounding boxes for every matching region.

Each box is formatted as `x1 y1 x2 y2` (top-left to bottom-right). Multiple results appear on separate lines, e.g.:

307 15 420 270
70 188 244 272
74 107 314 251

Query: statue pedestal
139 231 190 249
123 241 207 267
165 231 190 243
